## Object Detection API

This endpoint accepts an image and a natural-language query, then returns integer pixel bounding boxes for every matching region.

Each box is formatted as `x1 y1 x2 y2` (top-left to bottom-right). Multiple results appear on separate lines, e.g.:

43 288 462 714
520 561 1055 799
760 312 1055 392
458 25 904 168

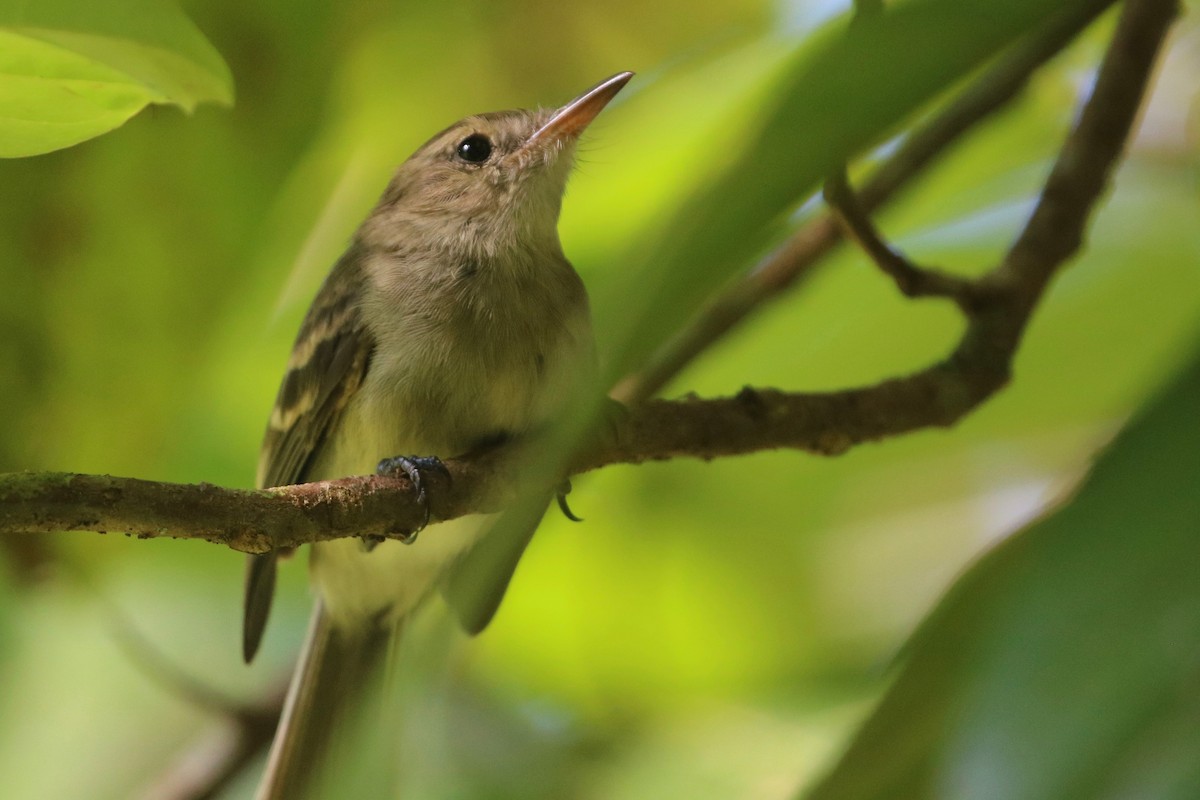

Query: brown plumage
246 73 632 799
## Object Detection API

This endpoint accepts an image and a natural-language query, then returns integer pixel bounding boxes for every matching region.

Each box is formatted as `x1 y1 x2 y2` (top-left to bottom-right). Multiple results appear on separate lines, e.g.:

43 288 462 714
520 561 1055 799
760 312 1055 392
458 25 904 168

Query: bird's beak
528 71 634 144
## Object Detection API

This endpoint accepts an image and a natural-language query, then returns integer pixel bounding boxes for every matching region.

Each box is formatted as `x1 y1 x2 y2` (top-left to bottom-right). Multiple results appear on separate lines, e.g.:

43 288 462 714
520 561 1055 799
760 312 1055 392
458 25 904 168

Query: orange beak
528 71 634 144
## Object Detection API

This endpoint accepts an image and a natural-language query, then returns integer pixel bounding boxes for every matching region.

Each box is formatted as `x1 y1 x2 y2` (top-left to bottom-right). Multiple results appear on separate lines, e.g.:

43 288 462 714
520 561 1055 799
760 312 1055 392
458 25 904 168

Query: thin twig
138 693 283 800
823 168 979 305
107 607 254 718
615 0 1117 405
97 600 286 799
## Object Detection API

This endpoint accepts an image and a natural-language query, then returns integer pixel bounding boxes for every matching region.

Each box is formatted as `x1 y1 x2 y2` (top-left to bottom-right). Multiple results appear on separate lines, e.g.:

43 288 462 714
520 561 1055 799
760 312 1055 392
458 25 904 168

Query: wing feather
244 247 375 662
258 251 372 490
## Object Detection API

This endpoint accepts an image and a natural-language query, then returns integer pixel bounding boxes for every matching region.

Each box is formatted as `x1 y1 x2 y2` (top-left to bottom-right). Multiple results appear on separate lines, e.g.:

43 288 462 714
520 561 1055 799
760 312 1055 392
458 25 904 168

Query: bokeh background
1 0 1198 798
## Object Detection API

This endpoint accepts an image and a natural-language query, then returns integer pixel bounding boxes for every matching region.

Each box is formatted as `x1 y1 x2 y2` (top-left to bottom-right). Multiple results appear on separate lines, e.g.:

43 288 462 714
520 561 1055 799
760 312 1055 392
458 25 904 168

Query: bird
243 71 633 799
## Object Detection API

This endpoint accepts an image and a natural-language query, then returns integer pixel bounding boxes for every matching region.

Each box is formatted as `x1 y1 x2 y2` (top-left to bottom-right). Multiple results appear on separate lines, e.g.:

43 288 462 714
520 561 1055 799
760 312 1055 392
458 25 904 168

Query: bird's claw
376 455 451 542
556 480 582 523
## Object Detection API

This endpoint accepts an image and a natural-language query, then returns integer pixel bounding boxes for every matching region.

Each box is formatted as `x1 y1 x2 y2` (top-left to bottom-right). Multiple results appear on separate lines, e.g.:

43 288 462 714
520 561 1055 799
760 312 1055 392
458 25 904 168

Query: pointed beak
528 71 634 144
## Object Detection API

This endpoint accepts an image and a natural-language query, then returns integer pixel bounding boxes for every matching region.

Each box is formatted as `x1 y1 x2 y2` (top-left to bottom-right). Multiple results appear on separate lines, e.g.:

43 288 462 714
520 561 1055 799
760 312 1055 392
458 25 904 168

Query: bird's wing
243 254 375 662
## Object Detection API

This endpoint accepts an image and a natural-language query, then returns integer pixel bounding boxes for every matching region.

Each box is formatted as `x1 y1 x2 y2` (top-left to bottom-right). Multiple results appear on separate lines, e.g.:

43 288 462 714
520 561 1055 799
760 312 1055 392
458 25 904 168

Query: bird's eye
456 134 493 164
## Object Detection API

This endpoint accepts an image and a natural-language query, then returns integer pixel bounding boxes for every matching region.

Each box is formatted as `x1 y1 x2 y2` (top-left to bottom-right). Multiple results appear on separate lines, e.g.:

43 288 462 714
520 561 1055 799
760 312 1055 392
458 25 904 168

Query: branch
0 0 1172 561
100 608 284 800
138 700 282 800
0 383 990 551
823 168 979 304
614 0 1118 405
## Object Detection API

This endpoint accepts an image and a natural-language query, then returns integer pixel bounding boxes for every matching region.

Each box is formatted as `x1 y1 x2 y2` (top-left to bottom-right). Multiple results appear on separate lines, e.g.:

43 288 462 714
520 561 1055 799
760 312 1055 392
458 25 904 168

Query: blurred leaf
803 344 1200 800
602 0 1112 380
0 0 232 157
0 31 151 157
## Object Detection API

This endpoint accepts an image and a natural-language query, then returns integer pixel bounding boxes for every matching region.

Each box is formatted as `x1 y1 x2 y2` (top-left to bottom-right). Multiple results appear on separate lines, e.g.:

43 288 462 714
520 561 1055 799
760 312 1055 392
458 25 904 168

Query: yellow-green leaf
0 0 232 157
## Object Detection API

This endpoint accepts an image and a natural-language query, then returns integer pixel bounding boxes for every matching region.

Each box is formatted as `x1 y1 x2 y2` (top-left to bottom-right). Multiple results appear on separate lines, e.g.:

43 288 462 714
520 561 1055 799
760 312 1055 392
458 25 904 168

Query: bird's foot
376 455 451 543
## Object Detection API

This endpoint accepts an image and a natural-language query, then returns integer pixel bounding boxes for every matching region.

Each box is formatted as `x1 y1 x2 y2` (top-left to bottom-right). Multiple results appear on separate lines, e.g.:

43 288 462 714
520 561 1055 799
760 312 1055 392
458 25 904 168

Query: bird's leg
375 455 451 544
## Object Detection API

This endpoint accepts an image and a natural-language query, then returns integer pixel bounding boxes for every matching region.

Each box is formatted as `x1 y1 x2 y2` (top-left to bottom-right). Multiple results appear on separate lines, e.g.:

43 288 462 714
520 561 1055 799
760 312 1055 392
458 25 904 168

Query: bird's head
365 72 633 259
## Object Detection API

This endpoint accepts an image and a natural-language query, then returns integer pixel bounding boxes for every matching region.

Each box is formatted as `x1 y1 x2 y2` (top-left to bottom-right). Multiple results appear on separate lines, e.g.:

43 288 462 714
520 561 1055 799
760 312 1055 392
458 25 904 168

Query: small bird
243 72 632 799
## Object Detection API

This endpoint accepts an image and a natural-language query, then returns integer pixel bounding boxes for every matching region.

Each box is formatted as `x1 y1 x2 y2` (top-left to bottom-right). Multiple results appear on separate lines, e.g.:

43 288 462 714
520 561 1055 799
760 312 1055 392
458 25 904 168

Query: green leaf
601 0 1113 382
0 0 233 157
803 346 1200 800
0 31 152 157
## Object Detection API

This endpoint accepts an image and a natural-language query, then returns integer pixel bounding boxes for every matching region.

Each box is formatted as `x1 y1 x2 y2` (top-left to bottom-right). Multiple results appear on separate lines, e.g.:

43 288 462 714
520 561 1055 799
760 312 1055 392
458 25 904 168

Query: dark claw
556 480 583 523
376 455 451 541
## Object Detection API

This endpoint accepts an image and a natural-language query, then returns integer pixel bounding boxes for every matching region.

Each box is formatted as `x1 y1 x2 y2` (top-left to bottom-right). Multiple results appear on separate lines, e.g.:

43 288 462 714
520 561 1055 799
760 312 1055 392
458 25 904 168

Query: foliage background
0 0 1198 797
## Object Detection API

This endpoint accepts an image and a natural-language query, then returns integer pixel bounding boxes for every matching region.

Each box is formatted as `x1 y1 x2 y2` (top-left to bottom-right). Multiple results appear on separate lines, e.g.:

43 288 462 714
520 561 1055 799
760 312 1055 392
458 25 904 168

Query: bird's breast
307 250 592 628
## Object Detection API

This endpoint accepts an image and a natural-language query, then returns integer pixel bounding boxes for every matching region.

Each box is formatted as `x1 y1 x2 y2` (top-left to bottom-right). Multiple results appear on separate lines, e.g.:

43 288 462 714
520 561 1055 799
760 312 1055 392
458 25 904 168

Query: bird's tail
255 600 395 800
